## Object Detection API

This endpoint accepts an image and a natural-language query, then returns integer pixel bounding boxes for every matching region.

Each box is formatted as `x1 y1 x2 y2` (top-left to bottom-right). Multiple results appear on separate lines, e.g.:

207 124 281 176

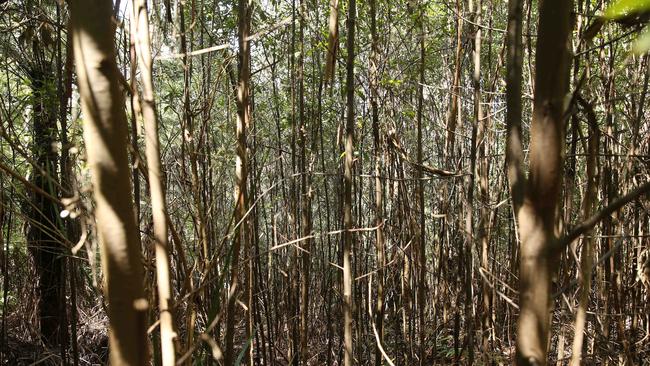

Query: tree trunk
298 1 313 363
512 0 573 364
69 0 147 364
224 0 251 363
131 1 177 364
324 0 339 84
343 0 356 364
28 64 65 351
415 2 426 363
369 0 386 364
444 0 464 162
569 96 599 366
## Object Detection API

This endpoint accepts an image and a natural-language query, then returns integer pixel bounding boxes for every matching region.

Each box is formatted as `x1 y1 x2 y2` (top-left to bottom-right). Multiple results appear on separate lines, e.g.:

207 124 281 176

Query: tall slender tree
369 0 386 364
224 0 251 364
509 0 574 364
343 0 356 364
415 1 426 364
131 1 177 364
27 52 65 351
298 1 314 364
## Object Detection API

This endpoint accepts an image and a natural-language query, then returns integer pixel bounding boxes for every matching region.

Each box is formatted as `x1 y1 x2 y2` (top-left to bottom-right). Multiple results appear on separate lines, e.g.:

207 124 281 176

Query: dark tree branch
388 134 460 177
558 181 650 249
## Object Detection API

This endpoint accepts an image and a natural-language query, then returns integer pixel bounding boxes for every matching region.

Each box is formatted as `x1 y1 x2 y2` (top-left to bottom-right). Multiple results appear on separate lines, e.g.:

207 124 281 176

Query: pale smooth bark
324 0 339 83
131 1 177 364
69 0 147 364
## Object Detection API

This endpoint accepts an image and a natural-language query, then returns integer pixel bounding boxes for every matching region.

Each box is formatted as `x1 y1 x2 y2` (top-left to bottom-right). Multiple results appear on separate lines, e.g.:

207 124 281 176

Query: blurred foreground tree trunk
69 0 147 364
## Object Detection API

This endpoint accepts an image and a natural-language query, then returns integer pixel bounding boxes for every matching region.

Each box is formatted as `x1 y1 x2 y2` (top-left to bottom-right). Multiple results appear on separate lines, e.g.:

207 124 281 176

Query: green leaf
604 0 650 19
234 333 254 366
632 27 650 53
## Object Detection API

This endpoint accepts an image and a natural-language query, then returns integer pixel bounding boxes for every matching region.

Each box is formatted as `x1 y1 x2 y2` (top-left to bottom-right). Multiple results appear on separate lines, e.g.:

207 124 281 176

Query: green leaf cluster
605 0 650 53
604 0 650 19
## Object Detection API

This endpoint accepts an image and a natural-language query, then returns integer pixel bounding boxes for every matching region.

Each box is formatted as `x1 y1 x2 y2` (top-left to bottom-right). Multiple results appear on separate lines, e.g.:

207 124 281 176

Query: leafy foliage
604 0 650 19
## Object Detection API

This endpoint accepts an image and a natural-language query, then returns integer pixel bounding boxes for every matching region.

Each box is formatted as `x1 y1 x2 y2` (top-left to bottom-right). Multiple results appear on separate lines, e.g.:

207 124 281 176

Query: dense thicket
1 0 649 365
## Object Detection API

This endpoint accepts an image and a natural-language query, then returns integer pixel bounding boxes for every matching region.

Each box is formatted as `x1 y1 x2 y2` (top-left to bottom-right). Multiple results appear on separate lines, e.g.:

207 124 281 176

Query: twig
156 17 291 61
558 181 650 249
